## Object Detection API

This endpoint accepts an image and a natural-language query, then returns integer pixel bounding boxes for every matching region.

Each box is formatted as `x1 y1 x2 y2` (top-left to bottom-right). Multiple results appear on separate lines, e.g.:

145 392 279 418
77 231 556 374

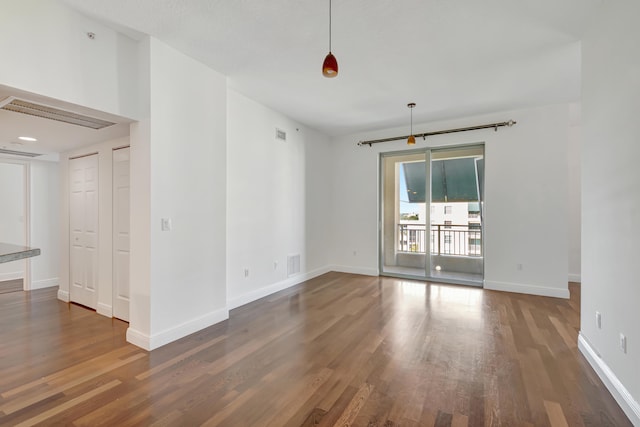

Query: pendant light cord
329 0 332 52
410 106 413 135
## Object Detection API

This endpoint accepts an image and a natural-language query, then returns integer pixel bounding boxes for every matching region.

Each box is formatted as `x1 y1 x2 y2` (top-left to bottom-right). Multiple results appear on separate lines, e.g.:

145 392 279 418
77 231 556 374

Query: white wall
0 0 141 119
580 2 640 424
128 39 152 349
330 104 572 298
226 90 332 309
58 136 130 318
30 161 60 289
567 104 581 282
127 38 228 350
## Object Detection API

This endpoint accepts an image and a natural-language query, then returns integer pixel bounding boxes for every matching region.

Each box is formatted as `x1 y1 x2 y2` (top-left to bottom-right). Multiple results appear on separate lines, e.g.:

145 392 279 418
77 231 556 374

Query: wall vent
0 97 116 130
287 254 300 277
0 148 41 157
275 128 287 141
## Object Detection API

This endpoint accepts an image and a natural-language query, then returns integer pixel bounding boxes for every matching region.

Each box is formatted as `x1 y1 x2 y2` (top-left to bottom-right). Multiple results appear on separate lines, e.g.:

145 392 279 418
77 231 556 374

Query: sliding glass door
380 151 428 278
380 145 484 286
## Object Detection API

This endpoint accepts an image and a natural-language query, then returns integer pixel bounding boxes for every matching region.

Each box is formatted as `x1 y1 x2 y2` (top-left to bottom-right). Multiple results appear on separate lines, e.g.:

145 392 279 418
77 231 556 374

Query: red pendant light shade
323 0 338 78
323 52 338 77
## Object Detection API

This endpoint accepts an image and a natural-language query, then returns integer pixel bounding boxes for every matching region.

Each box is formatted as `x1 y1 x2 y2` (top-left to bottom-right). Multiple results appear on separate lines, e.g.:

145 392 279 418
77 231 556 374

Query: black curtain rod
357 119 517 147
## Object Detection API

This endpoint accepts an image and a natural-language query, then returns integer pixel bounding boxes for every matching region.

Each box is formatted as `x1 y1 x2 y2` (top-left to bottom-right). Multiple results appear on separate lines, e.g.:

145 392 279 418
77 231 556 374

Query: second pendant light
322 0 338 77
407 103 416 145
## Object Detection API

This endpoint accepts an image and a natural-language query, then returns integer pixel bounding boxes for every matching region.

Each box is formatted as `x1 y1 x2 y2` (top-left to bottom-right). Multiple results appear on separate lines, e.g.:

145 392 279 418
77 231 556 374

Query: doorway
380 145 484 286
0 161 27 293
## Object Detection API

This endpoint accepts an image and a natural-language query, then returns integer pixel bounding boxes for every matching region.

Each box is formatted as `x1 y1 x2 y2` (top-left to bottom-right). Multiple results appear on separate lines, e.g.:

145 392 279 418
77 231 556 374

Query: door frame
378 142 485 287
112 145 130 322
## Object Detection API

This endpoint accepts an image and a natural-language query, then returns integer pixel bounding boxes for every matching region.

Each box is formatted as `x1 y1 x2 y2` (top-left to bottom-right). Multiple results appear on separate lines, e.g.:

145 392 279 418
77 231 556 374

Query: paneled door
112 147 130 321
69 154 99 309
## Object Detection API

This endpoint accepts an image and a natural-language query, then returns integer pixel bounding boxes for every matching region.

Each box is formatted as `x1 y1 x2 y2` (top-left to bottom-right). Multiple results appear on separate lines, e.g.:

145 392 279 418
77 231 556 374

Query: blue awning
402 158 482 203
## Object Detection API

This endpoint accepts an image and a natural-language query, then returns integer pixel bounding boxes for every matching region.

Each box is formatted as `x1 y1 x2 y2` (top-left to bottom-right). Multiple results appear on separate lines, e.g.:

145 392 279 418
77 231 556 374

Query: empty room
0 1 638 426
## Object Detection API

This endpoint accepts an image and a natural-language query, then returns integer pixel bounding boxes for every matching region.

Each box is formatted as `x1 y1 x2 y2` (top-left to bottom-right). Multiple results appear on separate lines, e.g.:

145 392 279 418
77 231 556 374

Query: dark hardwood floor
0 273 631 426
0 278 23 294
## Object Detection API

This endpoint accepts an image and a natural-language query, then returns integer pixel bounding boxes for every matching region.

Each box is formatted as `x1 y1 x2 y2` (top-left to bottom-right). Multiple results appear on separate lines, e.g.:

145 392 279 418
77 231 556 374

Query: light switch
161 218 172 231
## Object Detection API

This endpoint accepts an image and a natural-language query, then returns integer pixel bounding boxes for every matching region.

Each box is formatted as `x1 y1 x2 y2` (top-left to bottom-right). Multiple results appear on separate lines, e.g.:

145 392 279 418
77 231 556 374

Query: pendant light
407 103 416 145
322 0 338 77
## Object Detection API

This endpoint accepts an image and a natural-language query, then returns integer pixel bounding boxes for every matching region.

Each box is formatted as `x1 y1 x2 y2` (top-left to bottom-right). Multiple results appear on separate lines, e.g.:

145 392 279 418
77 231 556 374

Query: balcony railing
398 223 482 257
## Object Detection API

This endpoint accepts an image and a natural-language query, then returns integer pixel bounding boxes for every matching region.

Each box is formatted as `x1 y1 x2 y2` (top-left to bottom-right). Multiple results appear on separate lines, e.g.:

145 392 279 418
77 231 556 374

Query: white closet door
112 147 130 322
69 154 99 309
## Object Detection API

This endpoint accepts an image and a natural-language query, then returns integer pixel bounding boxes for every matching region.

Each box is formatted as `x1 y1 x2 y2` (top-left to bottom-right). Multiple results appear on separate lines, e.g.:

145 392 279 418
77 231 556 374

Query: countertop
0 242 41 264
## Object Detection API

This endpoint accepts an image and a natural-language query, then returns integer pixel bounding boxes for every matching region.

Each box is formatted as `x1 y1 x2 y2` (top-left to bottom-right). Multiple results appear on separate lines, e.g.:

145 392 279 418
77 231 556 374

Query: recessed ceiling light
18 136 37 142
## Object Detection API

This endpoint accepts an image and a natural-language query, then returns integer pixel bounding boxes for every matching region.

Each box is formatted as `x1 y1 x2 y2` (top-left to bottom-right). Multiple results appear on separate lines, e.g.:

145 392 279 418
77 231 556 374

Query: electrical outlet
161 218 172 231
596 311 602 329
244 268 249 278
619 333 627 354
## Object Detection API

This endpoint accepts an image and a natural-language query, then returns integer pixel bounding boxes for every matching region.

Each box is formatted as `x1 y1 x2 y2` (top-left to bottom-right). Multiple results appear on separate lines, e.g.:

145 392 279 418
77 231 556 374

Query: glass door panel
380 152 428 278
429 146 484 285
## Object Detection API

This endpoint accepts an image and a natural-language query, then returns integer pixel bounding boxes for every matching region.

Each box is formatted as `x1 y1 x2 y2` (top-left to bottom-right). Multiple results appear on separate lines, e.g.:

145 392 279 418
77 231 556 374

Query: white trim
227 266 331 310
57 288 70 302
568 273 581 283
31 277 58 290
97 303 112 318
127 307 230 351
578 333 640 426
484 280 570 299
0 272 23 281
329 265 379 277
24 162 32 292
126 328 151 351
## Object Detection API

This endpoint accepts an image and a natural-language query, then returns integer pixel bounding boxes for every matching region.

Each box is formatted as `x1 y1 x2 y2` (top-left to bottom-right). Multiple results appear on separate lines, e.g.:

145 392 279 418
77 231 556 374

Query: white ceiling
1 0 603 158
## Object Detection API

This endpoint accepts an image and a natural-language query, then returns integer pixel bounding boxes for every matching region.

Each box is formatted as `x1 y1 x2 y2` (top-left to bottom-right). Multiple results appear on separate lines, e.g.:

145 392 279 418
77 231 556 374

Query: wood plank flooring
0 278 23 294
0 273 632 426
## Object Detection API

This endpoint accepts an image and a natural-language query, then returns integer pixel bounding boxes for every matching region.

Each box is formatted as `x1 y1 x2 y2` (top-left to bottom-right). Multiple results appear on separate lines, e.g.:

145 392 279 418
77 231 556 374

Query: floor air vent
287 254 300 277
0 148 41 157
0 97 116 130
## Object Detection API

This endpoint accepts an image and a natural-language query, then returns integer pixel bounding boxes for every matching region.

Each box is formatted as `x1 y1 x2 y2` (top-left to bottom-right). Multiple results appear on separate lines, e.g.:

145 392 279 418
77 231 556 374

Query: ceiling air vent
275 128 287 141
0 97 116 130
0 148 41 157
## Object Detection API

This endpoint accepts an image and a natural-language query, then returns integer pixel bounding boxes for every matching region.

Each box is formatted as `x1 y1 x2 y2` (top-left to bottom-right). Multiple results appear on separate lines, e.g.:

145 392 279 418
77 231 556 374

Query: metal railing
398 224 482 257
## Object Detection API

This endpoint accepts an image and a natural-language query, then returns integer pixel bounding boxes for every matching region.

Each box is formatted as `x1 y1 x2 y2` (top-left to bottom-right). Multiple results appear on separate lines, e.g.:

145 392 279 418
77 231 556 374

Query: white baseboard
568 273 581 283
578 333 640 426
31 277 58 290
57 289 70 302
484 280 570 299
127 306 230 351
227 266 331 310
0 272 23 281
328 265 379 277
126 328 151 351
97 303 112 318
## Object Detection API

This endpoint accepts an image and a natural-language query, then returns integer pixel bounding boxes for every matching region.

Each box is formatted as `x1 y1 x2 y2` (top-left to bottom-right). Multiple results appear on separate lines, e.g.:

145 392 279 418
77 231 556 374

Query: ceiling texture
2 0 603 156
